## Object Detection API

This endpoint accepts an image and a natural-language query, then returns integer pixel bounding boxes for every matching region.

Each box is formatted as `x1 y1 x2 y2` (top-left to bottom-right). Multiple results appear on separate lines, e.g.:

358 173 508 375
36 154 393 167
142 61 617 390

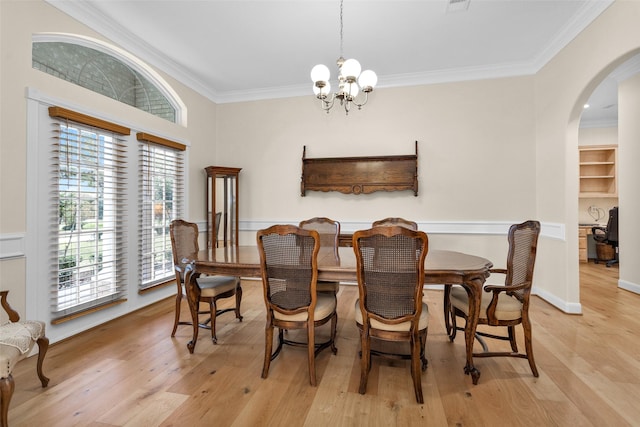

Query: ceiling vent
447 0 470 13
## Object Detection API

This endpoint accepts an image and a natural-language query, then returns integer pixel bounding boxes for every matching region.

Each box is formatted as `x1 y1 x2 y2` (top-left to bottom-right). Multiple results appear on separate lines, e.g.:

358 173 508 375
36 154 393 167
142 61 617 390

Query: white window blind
49 107 129 320
137 133 185 290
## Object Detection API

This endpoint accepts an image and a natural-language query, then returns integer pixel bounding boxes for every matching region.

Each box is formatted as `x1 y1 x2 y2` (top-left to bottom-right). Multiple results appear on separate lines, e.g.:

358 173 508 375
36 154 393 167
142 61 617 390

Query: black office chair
592 206 618 267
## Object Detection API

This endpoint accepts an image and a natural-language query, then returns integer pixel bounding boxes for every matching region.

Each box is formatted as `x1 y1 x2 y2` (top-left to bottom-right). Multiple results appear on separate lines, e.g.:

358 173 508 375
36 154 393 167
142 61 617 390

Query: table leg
184 265 201 354
462 273 487 385
443 284 453 338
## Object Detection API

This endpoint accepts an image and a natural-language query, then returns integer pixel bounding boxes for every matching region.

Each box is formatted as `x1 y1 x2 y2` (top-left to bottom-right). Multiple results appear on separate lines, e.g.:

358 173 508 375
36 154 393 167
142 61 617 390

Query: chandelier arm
320 93 336 112
344 99 351 114
350 91 369 109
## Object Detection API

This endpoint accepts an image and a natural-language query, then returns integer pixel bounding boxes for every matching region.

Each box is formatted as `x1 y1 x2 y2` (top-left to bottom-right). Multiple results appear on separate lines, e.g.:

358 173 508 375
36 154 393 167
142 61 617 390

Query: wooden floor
9 261 639 426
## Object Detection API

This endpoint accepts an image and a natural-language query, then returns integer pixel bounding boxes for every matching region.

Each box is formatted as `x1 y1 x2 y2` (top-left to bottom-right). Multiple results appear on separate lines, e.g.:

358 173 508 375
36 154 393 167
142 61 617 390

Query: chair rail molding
0 233 26 260
240 220 565 240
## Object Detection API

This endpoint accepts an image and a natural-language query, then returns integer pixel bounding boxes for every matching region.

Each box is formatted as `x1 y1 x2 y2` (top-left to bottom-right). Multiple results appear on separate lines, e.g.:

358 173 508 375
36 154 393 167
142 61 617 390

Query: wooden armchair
446 220 541 379
0 291 49 427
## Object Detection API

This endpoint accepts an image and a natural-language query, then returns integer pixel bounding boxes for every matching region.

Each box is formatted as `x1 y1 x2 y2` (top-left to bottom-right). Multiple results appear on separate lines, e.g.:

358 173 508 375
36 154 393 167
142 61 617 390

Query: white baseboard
619 279 640 295
533 286 583 314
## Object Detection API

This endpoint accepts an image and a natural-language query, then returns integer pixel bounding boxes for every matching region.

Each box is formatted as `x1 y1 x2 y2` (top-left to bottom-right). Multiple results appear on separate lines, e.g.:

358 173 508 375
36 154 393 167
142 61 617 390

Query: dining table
183 244 493 384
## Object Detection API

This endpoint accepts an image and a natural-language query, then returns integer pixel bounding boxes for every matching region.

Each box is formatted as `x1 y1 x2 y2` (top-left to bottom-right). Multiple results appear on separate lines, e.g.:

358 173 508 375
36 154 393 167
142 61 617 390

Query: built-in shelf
579 145 617 198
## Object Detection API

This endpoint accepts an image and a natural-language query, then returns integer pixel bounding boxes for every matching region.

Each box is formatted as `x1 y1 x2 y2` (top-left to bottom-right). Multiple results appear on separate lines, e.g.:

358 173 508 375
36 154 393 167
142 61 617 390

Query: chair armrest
484 282 528 293
0 291 21 322
483 282 530 326
592 226 607 242
489 268 507 275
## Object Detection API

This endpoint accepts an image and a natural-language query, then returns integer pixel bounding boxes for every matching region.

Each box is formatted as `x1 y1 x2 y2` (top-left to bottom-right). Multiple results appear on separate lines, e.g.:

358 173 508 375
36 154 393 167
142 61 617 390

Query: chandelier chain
339 0 344 58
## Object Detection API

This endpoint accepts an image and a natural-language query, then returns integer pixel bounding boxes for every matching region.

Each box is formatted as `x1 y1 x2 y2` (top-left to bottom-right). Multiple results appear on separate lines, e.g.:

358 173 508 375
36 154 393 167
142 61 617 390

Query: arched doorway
574 52 640 299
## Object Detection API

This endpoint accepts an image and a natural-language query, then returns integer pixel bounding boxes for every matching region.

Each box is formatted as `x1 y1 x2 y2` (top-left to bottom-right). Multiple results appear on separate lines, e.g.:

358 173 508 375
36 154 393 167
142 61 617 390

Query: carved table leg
463 273 486 385
184 265 201 354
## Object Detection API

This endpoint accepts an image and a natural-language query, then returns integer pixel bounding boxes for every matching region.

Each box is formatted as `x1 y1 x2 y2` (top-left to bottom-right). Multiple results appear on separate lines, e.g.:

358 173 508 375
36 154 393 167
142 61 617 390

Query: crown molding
45 0 614 105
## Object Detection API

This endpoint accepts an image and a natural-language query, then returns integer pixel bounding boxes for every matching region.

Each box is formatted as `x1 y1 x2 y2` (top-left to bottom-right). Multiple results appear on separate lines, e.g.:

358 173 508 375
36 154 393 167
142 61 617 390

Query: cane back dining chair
256 225 338 386
169 219 242 344
445 220 540 378
299 217 341 294
352 226 430 403
372 217 418 230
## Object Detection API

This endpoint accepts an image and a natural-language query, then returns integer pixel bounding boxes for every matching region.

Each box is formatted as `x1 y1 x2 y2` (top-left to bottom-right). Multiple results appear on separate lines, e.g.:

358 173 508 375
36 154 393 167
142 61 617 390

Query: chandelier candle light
310 0 377 114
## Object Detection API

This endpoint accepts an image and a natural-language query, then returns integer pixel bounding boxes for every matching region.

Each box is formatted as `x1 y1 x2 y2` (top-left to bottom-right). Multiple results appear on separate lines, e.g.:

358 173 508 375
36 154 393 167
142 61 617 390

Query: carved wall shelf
301 141 418 196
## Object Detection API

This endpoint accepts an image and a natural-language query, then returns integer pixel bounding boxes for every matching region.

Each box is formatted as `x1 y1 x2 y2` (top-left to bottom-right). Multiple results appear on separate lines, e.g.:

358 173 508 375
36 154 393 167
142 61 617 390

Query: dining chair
299 217 341 294
352 225 430 403
446 220 540 378
372 217 418 230
169 219 242 343
256 224 338 386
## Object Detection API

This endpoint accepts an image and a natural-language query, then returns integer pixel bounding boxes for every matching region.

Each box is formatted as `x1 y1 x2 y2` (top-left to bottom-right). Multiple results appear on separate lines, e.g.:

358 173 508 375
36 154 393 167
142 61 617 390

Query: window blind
49 108 129 320
137 132 185 290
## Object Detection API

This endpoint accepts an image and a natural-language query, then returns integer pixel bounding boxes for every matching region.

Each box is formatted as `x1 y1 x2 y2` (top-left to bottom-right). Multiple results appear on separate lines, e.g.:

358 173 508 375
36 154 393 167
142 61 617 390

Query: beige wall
2 0 640 338
618 72 640 292
217 77 536 225
534 0 640 307
0 1 218 331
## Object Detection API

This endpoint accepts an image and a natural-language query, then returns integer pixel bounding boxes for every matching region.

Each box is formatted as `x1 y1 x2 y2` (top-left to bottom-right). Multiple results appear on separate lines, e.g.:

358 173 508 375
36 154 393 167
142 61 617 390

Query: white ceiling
47 0 627 126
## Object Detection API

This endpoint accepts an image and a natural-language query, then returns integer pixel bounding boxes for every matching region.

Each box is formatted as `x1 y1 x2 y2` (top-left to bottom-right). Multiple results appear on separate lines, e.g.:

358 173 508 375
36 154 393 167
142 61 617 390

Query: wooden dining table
184 245 493 384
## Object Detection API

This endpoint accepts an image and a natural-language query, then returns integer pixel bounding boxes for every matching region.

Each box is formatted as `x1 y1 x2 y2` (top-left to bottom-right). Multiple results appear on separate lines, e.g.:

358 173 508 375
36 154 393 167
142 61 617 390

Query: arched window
32 34 186 125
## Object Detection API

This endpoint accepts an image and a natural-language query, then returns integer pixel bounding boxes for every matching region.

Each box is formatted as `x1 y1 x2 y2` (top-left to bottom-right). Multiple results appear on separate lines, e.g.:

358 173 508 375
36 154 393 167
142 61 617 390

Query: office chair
592 206 618 267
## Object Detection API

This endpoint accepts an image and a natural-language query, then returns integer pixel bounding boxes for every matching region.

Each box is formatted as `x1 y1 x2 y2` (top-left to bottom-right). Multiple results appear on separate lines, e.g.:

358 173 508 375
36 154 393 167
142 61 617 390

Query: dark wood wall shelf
301 141 418 196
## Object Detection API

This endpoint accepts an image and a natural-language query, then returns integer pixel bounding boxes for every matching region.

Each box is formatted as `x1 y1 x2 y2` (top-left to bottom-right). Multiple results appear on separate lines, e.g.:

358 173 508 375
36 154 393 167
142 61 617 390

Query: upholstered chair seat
449 286 523 321
355 300 429 332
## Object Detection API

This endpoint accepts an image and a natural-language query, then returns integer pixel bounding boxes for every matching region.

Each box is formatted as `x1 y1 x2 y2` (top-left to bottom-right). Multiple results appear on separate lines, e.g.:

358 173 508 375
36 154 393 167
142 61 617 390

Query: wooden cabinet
578 227 588 262
205 166 241 248
579 145 617 198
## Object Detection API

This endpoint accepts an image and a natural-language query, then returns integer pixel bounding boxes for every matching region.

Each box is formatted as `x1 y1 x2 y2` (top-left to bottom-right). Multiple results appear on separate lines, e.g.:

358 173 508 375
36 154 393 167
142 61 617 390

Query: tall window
50 107 129 319
138 133 185 290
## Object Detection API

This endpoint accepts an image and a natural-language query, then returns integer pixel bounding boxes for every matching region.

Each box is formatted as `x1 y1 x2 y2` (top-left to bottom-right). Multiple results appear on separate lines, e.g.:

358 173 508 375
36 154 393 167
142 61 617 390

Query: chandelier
310 0 377 115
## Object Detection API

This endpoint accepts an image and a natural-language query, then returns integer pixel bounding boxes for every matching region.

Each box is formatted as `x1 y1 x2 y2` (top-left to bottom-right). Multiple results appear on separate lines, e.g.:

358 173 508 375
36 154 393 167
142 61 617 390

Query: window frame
137 133 186 291
26 88 189 341
32 33 188 126
49 111 130 320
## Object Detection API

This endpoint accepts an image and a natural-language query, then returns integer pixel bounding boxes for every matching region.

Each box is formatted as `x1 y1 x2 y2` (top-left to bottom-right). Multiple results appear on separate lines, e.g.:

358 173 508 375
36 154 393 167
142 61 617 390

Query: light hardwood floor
9 262 638 426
